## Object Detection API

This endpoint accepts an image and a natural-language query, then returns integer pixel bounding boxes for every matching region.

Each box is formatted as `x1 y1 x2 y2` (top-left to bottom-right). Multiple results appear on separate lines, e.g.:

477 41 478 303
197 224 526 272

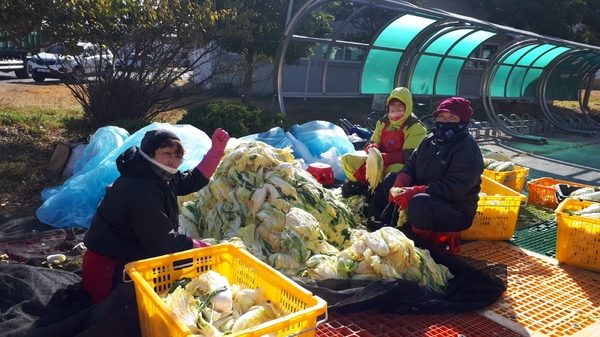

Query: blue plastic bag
36 123 212 229
239 127 292 149
288 121 355 158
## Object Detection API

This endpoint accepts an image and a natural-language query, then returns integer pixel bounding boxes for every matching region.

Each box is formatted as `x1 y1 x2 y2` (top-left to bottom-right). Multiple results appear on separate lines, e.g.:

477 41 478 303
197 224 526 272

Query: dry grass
1 81 599 218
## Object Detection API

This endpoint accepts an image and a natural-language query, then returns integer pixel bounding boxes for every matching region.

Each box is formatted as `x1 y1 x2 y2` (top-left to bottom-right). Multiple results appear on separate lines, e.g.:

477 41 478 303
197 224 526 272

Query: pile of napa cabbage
162 270 283 336
180 141 453 292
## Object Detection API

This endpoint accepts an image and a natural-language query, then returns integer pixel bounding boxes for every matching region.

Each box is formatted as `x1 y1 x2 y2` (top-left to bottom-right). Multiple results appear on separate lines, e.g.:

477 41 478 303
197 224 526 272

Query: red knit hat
432 97 473 122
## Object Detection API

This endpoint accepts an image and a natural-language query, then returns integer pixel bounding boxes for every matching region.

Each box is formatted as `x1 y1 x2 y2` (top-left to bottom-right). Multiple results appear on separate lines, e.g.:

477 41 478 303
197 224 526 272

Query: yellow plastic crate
555 198 600 272
125 243 327 337
482 165 530 193
527 177 593 209
461 175 527 240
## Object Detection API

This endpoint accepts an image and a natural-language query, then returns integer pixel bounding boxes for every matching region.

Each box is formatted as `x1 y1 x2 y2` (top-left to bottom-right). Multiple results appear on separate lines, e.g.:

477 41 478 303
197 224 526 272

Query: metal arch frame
536 49 596 136
273 0 498 113
539 50 599 135
406 24 495 97
321 3 378 95
274 0 600 132
481 38 549 144
514 44 567 98
579 64 600 128
273 0 324 115
273 0 424 114
544 51 593 100
395 19 458 89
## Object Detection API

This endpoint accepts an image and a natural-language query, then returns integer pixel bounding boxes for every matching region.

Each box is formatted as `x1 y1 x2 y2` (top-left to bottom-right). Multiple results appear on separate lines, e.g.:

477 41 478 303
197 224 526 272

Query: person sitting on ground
341 87 427 198
384 97 484 237
81 127 230 304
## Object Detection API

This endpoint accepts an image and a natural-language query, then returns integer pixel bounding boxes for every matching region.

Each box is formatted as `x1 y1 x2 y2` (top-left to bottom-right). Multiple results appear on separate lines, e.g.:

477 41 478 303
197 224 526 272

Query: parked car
172 50 191 68
114 52 155 72
27 42 113 82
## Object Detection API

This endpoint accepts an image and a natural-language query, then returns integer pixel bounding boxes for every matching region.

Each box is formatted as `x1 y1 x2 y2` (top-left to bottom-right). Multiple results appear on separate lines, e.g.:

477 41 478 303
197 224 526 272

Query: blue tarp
36 121 355 229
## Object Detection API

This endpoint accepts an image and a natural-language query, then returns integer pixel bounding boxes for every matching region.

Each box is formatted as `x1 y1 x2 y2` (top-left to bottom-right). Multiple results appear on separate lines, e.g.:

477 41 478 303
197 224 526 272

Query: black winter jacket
401 132 484 220
83 146 209 263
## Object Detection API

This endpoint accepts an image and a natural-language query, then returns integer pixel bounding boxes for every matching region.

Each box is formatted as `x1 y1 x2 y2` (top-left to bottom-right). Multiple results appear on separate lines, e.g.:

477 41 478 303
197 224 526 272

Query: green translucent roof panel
532 46 571 67
410 55 441 95
517 44 555 65
502 44 537 65
522 68 542 96
547 52 600 99
373 14 436 49
361 50 403 93
412 29 494 96
506 67 527 97
491 65 511 96
362 14 435 94
490 43 575 98
437 58 463 95
553 52 600 73
425 29 472 54
448 30 496 57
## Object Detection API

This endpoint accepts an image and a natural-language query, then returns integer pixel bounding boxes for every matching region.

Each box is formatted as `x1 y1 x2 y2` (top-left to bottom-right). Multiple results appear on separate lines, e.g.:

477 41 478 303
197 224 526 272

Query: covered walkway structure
274 0 600 144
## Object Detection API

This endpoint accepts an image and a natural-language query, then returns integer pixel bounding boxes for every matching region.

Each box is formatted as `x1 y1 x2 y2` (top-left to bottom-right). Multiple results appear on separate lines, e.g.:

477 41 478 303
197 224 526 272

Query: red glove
390 185 427 210
193 239 211 248
381 152 404 166
393 172 412 188
364 143 379 154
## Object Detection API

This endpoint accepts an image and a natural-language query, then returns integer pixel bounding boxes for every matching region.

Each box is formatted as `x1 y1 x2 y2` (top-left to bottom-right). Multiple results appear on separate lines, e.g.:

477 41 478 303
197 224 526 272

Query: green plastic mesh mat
509 219 557 258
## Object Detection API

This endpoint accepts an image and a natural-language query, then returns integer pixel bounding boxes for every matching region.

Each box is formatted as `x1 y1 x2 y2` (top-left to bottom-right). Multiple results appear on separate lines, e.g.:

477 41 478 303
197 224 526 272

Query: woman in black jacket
384 97 484 236
82 127 229 303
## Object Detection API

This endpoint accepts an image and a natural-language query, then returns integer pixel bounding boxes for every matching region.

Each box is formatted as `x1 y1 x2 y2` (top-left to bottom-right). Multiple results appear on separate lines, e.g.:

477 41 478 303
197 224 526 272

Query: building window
322 32 367 62
465 43 499 69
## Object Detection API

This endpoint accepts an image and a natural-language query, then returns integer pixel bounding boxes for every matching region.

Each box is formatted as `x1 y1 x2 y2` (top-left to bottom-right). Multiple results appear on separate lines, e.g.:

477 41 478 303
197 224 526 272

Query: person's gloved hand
390 185 427 210
197 128 230 178
392 172 412 188
210 128 230 155
381 152 404 166
364 143 379 154
192 239 211 248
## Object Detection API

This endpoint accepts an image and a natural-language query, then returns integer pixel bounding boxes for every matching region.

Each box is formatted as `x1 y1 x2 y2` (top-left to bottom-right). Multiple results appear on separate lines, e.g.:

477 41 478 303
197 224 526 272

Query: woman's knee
383 172 398 191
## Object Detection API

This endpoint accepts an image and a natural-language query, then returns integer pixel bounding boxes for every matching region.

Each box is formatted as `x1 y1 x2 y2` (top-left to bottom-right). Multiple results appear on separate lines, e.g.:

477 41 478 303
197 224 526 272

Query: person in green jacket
341 87 427 197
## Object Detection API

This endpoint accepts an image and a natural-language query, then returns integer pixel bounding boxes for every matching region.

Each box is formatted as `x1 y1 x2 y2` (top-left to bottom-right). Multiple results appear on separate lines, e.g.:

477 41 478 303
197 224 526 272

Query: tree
2 0 252 127
217 0 333 104
467 0 586 40
321 0 426 46
468 0 600 107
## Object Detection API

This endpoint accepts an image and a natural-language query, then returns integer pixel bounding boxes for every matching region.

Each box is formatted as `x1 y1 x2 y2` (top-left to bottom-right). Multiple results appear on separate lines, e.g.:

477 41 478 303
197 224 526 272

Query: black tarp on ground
292 223 507 314
0 219 506 336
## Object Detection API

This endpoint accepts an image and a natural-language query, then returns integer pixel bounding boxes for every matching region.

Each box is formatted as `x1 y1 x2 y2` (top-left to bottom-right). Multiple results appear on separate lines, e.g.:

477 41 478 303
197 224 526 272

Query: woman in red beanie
81 127 230 304
383 97 484 236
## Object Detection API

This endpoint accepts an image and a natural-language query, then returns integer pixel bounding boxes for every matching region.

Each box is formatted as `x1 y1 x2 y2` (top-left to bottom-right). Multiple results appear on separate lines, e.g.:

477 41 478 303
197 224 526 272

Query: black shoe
366 218 391 231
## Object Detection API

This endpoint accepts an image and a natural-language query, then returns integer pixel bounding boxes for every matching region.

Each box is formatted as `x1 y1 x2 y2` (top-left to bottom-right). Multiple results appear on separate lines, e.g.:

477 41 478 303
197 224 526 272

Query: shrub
111 119 151 135
179 100 294 138
83 79 154 127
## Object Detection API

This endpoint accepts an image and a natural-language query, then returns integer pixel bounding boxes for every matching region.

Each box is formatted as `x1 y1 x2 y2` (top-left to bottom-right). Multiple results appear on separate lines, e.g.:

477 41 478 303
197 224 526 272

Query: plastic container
555 198 600 272
482 165 530 193
124 243 327 337
460 175 527 240
527 177 593 209
306 163 335 185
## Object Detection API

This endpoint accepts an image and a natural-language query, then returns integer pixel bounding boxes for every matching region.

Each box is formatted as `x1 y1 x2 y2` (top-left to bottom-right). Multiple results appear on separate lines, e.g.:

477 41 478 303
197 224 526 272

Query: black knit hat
140 129 180 156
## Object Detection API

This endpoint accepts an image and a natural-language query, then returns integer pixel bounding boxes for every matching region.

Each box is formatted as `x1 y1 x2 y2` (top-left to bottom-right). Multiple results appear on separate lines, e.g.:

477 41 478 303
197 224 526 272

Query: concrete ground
478 132 600 186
